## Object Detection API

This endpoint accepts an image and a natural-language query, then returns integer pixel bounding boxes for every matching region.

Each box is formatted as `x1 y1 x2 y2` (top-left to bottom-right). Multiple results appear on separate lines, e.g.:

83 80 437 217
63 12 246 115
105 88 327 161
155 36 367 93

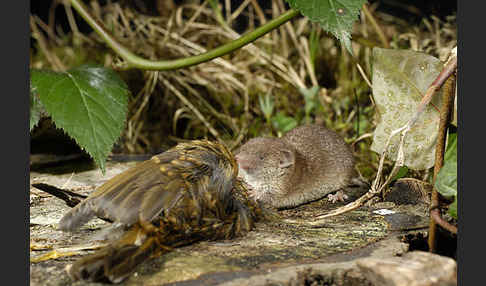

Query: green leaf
435 134 457 197
444 133 457 162
286 0 367 54
272 112 298 134
435 160 457 197
30 65 130 173
370 48 444 170
435 133 457 219
391 166 408 181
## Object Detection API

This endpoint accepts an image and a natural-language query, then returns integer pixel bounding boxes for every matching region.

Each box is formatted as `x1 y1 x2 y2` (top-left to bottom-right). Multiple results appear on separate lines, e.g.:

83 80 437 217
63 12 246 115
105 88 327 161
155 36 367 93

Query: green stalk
69 0 300 71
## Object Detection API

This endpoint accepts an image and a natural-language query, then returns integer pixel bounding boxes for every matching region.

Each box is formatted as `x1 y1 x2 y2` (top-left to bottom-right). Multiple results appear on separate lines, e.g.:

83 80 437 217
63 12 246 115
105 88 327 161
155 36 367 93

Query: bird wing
59 149 193 231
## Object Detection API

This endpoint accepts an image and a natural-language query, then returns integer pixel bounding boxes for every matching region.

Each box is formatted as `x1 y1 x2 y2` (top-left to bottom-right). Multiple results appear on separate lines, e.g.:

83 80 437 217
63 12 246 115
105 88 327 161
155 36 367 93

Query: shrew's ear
278 149 295 168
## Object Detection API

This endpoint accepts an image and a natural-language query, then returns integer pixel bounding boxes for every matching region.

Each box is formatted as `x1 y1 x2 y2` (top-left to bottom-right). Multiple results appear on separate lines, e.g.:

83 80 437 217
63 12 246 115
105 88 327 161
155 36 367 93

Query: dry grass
30 0 456 181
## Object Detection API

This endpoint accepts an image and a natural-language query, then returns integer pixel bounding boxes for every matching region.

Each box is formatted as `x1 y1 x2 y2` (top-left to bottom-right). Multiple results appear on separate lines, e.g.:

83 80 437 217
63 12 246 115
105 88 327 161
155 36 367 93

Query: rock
356 251 457 286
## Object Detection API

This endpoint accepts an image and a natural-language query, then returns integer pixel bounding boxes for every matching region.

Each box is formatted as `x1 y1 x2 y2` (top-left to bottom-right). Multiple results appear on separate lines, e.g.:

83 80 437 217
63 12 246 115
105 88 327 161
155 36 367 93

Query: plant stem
69 0 300 71
428 75 457 252
428 74 457 252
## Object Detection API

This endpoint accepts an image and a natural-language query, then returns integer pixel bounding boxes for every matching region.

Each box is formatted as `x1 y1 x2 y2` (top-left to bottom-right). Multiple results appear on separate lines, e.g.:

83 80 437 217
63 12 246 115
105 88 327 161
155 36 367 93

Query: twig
431 211 457 235
225 0 231 25
180 0 209 35
428 68 457 251
63 0 79 35
351 132 373 147
30 15 65 71
356 63 372 89
32 14 62 46
230 0 251 23
249 0 267 25
62 0 95 46
48 0 60 35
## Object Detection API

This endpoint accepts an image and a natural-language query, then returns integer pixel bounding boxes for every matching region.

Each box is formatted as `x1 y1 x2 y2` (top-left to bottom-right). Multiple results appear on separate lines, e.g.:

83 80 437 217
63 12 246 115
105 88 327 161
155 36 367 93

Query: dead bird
58 140 263 283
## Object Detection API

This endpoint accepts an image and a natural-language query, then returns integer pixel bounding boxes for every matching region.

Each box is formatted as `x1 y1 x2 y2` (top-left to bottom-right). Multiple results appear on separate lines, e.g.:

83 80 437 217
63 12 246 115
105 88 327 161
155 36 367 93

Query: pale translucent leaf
371 48 444 170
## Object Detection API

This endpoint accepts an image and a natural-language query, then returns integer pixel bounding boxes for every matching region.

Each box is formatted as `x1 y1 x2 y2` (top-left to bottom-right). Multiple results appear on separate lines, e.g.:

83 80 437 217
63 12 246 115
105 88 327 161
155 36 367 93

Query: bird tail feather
66 225 167 283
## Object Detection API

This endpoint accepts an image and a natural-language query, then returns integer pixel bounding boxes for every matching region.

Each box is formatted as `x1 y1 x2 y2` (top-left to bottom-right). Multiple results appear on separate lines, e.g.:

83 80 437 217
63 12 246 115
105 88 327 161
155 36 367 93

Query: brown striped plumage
59 140 262 283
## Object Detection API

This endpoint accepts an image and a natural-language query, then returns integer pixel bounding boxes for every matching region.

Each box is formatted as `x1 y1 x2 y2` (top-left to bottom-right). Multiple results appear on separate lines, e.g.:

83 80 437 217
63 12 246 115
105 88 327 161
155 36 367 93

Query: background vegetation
30 0 456 183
